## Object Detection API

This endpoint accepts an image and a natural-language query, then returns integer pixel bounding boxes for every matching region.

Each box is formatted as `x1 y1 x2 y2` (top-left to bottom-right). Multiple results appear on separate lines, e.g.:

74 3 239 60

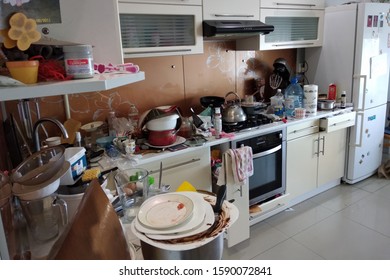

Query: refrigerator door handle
351 112 364 148
353 74 367 111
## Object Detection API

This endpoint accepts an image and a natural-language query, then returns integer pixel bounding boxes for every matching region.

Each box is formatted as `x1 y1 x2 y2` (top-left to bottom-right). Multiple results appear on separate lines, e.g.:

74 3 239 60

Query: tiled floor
223 175 390 260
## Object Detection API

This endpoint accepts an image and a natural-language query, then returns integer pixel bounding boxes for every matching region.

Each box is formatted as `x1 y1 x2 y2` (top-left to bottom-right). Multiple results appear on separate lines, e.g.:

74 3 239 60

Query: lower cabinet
286 111 356 203
136 147 212 192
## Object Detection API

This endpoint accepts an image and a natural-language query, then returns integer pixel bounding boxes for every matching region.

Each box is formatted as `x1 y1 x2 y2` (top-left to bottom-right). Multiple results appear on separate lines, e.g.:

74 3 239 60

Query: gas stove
222 113 274 133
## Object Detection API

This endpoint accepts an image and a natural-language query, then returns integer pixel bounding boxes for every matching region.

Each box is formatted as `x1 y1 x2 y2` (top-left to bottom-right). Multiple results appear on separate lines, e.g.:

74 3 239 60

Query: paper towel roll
303 84 318 115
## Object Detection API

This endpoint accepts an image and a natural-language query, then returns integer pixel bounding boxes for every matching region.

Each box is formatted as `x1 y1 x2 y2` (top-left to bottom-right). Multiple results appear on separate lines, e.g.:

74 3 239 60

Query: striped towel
217 146 254 185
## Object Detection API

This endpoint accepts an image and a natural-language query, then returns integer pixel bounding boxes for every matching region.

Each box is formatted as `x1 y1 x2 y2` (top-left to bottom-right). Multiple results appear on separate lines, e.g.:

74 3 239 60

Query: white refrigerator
306 2 390 184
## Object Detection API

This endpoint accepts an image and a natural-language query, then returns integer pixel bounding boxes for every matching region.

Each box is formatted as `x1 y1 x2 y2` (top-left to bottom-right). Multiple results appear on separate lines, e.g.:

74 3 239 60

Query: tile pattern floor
223 175 390 260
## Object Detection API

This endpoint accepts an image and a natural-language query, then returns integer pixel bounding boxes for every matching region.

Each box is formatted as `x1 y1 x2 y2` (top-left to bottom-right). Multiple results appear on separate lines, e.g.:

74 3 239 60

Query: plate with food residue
137 193 194 229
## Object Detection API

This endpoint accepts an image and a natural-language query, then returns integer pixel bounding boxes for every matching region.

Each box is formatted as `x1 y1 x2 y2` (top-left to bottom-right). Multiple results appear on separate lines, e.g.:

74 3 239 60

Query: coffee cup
41 136 61 147
293 108 306 119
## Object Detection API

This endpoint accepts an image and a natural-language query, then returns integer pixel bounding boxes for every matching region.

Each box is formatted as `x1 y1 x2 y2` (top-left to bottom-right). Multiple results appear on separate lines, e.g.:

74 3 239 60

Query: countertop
99 107 354 170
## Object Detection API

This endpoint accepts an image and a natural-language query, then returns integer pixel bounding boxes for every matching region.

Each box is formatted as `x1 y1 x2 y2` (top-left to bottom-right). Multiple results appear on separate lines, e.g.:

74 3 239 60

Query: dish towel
217 146 254 186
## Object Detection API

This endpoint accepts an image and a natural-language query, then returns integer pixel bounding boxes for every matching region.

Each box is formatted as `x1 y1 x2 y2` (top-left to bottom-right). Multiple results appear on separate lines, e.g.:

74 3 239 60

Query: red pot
148 129 177 146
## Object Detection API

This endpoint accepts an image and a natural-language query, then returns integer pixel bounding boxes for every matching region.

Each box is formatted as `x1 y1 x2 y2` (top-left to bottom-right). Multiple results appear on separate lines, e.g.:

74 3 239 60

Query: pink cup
293 108 306 119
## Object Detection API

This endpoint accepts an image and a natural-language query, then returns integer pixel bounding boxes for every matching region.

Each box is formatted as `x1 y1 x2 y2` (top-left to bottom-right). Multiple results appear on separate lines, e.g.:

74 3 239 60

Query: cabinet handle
320 136 325 156
124 49 192 55
272 43 315 47
314 138 320 157
148 158 200 175
291 125 318 134
275 3 316 7
214 14 255 18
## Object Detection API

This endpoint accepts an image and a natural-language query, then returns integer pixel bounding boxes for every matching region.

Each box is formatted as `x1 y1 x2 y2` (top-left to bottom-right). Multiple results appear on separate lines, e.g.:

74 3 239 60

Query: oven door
248 141 286 205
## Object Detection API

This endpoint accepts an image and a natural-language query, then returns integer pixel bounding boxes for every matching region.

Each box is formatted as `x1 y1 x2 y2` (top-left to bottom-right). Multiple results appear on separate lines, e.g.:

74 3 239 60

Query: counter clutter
0 105 354 260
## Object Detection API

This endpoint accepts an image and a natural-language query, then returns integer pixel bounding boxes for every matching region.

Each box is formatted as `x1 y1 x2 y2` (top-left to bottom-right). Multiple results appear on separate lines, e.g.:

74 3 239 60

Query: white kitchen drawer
286 119 319 140
260 0 325 9
119 0 201 5
249 193 290 224
319 111 356 133
136 148 212 191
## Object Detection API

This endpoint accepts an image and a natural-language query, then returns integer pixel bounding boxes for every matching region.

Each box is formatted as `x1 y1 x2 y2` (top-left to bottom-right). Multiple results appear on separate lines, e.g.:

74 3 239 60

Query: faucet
33 117 69 152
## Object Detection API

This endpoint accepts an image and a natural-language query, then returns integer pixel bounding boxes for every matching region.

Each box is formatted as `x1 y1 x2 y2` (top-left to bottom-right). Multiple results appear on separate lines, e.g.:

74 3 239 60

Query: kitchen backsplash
3 41 296 130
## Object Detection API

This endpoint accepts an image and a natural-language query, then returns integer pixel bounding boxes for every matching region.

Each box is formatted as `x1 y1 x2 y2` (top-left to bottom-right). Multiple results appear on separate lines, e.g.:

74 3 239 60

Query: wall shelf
0 71 145 102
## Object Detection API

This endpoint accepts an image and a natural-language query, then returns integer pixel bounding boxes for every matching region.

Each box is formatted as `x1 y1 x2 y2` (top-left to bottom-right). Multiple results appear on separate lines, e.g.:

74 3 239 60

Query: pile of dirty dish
130 189 238 260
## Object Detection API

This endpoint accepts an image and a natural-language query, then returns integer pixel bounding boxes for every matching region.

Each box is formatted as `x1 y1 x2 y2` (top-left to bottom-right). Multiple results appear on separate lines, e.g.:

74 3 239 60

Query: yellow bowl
6 60 39 84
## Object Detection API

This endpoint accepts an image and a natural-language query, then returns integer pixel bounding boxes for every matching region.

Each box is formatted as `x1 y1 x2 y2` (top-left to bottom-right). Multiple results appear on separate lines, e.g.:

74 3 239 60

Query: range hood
203 20 274 38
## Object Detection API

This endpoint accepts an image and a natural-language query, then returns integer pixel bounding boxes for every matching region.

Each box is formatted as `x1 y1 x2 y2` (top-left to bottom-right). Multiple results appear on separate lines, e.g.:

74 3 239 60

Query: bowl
12 161 70 200
11 145 65 186
96 135 115 148
6 60 39 84
318 99 335 110
146 114 180 131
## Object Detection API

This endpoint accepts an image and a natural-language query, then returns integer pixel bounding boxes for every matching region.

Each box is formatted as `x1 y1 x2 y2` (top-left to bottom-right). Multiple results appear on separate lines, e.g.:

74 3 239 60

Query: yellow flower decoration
8 12 41 51
0 28 17 49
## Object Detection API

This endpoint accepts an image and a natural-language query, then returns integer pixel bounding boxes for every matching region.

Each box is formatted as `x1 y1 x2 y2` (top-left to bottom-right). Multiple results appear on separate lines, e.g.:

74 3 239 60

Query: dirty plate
137 193 194 229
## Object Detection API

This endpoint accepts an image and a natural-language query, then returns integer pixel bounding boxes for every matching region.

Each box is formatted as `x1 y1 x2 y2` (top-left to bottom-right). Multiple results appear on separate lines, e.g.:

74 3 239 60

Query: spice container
63 44 94 79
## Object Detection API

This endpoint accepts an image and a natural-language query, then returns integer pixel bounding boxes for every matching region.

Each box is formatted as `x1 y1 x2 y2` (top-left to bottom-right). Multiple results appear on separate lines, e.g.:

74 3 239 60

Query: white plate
145 200 214 240
80 121 103 132
135 192 206 234
145 136 186 149
137 193 194 229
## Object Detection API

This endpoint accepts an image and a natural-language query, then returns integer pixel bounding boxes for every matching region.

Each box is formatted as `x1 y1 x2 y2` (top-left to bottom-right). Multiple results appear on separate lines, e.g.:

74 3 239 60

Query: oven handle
253 144 281 159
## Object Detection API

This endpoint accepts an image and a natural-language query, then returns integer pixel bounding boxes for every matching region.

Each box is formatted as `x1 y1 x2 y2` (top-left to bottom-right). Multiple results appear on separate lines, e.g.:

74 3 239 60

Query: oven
231 129 286 206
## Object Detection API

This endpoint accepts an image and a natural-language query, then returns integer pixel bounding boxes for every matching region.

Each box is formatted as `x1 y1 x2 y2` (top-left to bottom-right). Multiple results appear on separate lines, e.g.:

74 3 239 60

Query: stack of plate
133 192 215 241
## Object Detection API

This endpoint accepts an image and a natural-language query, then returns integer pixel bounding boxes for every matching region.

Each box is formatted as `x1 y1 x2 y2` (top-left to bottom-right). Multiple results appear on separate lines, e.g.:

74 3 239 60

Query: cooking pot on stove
222 92 247 124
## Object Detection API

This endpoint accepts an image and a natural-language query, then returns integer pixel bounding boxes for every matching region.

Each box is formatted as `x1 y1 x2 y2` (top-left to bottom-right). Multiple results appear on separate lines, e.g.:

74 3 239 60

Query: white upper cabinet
236 0 324 50
260 0 325 9
120 0 201 4
203 0 260 21
118 1 203 58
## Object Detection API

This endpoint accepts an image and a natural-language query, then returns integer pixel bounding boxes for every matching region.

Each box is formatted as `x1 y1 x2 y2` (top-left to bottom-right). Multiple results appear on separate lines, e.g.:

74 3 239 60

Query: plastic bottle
340 91 346 109
74 131 82 147
273 89 284 116
128 104 140 136
214 107 222 139
284 77 304 108
107 111 117 137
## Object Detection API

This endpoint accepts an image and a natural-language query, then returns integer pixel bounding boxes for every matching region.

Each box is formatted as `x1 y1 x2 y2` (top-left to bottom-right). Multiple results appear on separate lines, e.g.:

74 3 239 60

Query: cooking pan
200 96 225 108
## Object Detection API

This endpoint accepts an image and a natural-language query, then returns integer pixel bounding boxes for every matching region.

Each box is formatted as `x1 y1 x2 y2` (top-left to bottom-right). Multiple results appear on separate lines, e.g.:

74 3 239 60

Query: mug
293 108 306 119
41 136 61 147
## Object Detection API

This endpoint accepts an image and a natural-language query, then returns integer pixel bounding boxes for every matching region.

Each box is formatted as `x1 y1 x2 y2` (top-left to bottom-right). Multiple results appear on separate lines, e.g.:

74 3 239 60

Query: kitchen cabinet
118 1 203 58
218 150 250 248
203 0 260 20
260 0 325 9
236 0 324 50
286 111 356 203
135 147 212 192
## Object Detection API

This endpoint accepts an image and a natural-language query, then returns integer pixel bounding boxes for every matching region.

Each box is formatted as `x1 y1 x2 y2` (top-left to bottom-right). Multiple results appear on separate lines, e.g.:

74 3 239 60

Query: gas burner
222 114 273 133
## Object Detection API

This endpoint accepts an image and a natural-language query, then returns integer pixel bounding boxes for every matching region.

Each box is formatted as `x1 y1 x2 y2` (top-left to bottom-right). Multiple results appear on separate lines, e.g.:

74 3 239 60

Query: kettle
222 92 247 124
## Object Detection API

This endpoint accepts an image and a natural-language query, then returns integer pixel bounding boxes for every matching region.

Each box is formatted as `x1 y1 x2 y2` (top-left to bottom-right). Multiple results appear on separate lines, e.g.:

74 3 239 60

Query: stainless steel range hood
203 20 274 38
